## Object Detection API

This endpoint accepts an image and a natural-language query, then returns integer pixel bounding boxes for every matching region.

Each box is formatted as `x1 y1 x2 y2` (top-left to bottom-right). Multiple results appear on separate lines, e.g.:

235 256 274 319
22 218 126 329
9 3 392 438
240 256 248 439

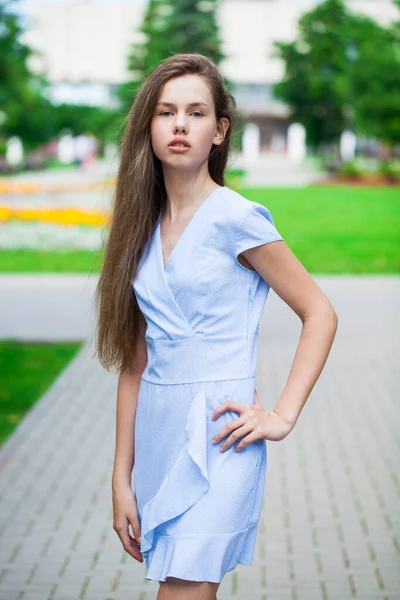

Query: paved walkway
0 276 399 599
0 159 117 187
0 275 98 341
0 154 324 199
231 154 326 187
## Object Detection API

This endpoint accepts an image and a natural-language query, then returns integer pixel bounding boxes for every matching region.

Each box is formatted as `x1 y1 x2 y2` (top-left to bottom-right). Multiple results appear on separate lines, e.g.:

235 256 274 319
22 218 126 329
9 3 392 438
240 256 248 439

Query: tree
272 0 400 151
116 0 173 119
0 0 57 151
166 0 225 64
115 0 240 146
273 0 351 150
346 12 400 148
165 0 239 137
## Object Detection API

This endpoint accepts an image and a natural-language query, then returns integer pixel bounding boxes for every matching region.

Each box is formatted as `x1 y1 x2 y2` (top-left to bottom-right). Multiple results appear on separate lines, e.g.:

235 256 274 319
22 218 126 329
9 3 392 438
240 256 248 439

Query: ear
213 117 229 146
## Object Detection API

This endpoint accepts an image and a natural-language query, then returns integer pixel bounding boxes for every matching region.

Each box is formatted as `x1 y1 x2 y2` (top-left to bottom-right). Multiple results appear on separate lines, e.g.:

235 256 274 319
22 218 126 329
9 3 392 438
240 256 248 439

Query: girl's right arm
112 309 147 562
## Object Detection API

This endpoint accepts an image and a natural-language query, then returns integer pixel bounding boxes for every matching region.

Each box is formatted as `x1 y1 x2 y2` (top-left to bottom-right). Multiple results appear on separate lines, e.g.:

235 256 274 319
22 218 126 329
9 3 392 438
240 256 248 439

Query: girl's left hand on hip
211 389 294 451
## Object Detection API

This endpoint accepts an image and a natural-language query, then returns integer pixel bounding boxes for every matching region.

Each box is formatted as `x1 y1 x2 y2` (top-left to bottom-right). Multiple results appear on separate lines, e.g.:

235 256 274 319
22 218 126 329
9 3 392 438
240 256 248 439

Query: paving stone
1 277 399 599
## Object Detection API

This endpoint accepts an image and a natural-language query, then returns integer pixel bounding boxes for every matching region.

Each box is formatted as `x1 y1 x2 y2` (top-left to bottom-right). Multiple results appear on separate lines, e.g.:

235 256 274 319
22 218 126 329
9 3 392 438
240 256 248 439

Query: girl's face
150 74 228 172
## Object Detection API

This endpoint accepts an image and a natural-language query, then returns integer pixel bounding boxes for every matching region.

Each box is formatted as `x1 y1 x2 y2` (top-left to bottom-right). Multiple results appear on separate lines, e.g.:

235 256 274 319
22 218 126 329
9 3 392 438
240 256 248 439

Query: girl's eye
159 111 204 117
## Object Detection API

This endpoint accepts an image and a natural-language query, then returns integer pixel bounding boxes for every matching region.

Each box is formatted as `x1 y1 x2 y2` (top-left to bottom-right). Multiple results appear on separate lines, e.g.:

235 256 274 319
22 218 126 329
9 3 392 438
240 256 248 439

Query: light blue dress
131 185 284 583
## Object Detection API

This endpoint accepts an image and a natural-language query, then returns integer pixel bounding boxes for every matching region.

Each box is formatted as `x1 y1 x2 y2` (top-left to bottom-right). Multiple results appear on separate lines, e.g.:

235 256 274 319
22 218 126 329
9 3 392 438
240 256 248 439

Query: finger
118 529 144 562
211 415 246 444
128 517 141 545
219 424 253 452
127 533 144 562
234 430 262 452
211 401 246 420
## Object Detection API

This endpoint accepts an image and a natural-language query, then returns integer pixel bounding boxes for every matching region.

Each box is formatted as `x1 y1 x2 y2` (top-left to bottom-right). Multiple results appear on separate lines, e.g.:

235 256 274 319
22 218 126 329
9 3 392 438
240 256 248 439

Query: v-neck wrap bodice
131 185 284 582
134 186 283 384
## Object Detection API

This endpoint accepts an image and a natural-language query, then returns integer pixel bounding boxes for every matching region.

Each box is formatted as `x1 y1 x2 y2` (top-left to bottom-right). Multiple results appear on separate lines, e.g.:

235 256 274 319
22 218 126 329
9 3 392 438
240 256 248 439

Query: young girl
95 53 338 600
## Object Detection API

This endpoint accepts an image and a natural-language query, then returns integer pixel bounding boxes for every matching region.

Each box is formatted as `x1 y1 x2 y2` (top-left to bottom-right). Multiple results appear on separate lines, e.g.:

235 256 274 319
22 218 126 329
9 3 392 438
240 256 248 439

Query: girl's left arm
244 240 339 427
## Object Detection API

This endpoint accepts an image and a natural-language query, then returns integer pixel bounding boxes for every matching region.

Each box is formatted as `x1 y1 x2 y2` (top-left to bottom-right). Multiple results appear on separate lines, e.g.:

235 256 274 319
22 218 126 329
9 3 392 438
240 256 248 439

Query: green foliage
347 13 400 146
379 159 400 181
116 0 172 119
272 0 400 149
0 0 55 150
0 1 119 153
338 156 400 181
337 156 377 176
273 0 351 147
51 104 119 145
166 0 226 63
338 156 400 180
338 159 363 177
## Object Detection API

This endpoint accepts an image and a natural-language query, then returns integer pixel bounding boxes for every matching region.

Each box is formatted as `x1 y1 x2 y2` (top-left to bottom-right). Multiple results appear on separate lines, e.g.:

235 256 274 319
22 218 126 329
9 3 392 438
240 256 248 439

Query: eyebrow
156 101 209 109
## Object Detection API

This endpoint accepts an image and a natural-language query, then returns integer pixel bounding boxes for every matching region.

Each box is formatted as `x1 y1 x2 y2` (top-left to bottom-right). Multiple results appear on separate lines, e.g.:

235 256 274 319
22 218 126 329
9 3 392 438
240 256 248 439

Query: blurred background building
20 0 399 153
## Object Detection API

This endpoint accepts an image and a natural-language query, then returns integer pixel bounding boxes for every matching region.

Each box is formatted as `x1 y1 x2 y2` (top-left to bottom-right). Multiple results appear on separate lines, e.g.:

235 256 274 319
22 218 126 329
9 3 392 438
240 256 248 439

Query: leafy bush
379 159 400 181
338 159 363 177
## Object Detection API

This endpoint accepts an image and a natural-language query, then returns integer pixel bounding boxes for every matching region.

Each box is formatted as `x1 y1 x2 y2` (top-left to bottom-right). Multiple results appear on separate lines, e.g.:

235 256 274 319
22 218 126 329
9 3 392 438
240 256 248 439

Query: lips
168 138 191 148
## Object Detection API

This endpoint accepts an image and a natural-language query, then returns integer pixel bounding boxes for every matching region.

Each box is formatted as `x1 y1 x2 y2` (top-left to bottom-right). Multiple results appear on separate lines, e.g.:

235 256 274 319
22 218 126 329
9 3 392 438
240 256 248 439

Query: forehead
157 74 213 105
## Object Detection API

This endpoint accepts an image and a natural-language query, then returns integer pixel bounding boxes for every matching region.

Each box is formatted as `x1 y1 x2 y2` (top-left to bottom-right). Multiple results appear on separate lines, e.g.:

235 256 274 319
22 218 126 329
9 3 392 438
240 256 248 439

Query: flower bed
0 207 109 227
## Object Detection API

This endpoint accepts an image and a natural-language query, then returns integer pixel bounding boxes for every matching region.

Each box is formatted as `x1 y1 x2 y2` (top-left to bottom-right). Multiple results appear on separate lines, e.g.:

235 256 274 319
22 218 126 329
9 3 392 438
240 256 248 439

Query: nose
173 113 188 133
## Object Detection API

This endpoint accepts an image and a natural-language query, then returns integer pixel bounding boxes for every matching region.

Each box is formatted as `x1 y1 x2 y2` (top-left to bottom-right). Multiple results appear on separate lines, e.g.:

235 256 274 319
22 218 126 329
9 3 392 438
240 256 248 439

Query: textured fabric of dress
131 185 284 583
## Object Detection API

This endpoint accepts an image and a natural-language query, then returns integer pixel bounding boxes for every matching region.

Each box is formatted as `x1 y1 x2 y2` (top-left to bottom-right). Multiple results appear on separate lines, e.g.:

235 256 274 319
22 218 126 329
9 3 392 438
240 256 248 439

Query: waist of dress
141 334 253 385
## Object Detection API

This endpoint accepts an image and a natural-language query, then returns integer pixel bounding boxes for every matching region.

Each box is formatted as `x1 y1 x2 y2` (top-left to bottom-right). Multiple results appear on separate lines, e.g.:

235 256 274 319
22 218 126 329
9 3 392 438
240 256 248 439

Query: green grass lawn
0 186 399 273
242 186 400 273
0 249 103 273
0 341 83 447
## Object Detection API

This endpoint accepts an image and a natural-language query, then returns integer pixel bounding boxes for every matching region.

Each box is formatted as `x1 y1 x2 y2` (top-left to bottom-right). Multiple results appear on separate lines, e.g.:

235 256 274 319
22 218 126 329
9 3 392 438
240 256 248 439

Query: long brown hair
94 52 240 374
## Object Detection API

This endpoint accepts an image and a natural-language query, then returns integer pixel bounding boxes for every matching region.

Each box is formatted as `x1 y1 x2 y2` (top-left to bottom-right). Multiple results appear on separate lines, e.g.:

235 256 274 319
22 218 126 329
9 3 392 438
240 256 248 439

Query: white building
21 0 398 152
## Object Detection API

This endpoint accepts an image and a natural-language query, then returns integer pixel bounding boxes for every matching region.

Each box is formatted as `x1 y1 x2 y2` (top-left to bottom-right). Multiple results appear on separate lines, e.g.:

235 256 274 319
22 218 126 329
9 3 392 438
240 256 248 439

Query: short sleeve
235 201 283 258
